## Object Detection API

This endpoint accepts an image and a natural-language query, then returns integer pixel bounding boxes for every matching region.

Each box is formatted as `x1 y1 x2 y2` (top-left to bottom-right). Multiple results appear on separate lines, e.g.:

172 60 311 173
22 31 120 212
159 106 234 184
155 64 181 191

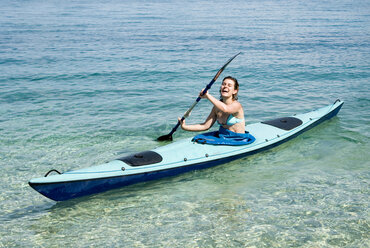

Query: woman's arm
179 107 217 132
203 92 241 114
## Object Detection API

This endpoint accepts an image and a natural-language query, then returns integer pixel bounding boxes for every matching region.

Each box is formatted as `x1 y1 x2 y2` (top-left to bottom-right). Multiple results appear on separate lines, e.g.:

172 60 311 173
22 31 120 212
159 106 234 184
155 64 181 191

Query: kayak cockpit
192 127 256 146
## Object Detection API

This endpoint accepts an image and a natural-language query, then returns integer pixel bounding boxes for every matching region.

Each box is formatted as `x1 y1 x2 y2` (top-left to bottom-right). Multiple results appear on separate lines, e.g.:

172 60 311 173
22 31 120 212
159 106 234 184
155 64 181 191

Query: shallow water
0 0 369 247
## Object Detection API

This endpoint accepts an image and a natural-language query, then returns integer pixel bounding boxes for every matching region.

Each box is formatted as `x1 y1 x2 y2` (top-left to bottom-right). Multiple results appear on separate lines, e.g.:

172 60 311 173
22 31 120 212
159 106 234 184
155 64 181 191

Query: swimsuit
217 114 245 126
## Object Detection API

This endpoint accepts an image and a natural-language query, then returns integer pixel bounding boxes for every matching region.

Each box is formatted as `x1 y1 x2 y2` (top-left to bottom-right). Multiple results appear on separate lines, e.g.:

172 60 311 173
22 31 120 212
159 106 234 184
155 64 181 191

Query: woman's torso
215 105 245 133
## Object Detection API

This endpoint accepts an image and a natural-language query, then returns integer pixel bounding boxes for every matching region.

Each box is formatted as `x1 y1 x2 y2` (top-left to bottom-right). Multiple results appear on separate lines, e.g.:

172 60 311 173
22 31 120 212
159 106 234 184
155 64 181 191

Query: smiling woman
157 53 241 141
179 76 246 134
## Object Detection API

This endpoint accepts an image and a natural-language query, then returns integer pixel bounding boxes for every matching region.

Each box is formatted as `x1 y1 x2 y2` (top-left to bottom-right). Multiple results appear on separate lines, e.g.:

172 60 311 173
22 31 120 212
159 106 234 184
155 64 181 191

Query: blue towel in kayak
192 126 256 146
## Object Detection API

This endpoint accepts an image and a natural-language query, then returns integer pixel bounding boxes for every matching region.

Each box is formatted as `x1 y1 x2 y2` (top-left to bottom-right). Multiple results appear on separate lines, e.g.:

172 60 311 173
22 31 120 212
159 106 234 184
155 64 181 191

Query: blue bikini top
217 115 245 126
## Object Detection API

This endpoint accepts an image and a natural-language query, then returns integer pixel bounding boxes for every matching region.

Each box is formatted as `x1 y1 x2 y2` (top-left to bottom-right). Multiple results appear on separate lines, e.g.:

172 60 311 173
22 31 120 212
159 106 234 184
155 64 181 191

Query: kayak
29 100 343 201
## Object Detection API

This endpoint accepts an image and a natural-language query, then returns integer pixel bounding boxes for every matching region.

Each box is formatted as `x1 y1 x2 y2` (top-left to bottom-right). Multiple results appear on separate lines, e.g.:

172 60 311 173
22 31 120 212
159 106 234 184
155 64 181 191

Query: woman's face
220 78 238 99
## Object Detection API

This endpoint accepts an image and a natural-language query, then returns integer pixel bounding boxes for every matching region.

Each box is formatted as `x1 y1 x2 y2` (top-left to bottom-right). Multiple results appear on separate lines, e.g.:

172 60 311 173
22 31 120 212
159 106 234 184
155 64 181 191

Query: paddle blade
157 121 181 141
157 133 173 141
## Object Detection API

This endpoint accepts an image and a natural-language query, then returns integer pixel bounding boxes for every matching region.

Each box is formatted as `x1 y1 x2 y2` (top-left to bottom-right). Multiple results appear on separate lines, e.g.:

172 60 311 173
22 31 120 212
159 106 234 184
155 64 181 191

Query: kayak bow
29 100 343 201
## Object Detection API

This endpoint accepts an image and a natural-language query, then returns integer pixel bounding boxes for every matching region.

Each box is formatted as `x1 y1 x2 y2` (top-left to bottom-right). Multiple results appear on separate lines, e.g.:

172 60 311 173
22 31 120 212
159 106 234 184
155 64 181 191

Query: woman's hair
220 76 239 100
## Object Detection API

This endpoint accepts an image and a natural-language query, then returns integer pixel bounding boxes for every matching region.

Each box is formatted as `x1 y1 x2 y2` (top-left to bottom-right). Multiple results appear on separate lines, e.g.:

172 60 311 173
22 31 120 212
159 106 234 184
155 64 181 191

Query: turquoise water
1 0 369 247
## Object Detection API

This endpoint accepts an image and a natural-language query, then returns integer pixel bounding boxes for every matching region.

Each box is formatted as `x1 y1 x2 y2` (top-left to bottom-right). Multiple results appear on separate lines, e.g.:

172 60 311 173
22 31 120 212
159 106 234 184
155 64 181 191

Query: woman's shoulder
233 100 243 108
233 101 244 114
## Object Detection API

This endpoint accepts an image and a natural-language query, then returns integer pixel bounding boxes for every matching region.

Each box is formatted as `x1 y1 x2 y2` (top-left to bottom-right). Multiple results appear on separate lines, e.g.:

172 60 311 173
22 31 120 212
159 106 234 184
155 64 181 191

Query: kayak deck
29 100 343 201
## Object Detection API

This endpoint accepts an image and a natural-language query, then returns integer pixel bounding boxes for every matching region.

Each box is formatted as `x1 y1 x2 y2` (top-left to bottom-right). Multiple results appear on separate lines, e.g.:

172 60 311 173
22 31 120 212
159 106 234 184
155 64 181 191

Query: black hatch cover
261 117 303 131
118 151 163 166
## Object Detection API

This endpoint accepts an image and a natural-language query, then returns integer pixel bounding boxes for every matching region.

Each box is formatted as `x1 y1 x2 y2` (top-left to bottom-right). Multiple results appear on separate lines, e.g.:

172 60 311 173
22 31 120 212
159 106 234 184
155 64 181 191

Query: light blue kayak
29 100 343 201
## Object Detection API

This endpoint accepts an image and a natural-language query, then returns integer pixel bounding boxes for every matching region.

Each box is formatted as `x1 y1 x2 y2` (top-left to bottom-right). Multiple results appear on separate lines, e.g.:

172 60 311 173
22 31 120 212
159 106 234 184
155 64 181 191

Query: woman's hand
199 89 209 99
178 117 186 129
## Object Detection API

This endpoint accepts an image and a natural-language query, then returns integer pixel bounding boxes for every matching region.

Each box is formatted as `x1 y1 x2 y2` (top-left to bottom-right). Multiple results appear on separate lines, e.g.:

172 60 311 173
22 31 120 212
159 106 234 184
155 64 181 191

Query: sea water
0 0 369 247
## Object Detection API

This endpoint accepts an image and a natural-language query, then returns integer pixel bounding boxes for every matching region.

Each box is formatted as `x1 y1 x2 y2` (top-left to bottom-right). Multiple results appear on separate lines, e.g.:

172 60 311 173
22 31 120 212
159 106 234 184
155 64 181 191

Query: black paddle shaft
157 52 241 141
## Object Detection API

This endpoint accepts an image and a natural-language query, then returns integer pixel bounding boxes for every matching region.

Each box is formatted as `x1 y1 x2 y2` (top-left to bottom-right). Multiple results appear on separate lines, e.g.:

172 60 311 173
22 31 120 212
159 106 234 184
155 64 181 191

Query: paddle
157 52 241 141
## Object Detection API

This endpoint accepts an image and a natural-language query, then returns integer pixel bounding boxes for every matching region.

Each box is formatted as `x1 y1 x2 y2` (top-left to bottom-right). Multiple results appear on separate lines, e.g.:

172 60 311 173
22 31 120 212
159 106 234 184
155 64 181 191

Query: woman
179 76 245 134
